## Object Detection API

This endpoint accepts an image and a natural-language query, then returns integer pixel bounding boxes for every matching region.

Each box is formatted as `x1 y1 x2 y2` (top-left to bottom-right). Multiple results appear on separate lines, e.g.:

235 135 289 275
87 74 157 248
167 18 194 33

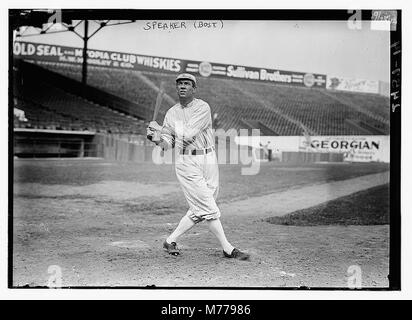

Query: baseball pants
175 149 221 223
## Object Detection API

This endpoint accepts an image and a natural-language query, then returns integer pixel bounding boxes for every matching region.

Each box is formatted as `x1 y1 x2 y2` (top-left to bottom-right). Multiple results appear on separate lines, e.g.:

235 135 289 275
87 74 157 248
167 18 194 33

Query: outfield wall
14 129 97 158
92 134 153 162
235 135 390 163
93 134 390 164
14 130 390 164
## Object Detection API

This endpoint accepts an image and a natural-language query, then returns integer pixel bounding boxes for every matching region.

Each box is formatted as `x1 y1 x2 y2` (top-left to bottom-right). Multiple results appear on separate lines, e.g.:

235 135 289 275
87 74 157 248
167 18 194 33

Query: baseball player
146 73 250 260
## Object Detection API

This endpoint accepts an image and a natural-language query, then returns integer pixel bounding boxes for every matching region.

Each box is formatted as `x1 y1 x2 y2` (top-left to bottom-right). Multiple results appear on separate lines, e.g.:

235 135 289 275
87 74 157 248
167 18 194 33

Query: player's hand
147 127 155 135
146 126 161 143
146 127 155 141
148 121 162 132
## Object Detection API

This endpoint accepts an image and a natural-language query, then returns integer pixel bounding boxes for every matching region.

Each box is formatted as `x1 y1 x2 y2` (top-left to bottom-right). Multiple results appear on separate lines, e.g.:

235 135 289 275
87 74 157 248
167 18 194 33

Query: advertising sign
235 135 389 163
14 41 327 88
326 76 380 94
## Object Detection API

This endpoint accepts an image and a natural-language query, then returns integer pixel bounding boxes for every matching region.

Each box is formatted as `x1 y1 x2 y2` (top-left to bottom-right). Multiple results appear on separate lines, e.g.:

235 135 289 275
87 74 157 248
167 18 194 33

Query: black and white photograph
8 7 402 292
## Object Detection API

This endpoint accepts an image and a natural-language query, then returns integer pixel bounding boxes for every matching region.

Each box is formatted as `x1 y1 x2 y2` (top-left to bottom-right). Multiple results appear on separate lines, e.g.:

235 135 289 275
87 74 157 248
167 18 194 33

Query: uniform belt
180 146 214 155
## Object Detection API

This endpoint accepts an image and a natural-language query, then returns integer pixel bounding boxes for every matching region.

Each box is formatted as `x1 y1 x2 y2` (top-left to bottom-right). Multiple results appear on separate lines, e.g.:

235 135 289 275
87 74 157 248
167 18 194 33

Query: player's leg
204 152 220 199
173 153 249 259
175 156 227 251
207 216 250 260
166 211 196 244
203 152 250 260
201 154 237 253
202 152 234 252
163 155 203 253
206 218 234 254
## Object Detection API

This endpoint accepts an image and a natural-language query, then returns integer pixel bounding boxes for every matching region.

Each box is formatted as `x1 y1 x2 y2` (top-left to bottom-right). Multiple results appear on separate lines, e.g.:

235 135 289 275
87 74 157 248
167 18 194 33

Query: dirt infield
12 159 390 288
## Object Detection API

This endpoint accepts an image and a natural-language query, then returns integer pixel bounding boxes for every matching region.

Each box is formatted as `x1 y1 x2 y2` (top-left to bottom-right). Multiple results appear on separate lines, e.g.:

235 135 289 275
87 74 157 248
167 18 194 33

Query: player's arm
148 104 210 149
147 113 175 151
147 128 173 151
154 137 172 150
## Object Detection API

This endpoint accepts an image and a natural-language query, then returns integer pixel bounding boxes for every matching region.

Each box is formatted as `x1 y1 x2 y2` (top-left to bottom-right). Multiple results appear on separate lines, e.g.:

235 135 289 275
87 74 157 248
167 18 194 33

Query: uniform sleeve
160 111 175 150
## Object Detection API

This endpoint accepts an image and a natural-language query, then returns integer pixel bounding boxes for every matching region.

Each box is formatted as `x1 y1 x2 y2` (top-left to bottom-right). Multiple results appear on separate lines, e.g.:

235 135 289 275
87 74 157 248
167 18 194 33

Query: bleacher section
22 61 390 136
322 89 390 126
14 62 147 134
36 62 167 121
235 81 389 136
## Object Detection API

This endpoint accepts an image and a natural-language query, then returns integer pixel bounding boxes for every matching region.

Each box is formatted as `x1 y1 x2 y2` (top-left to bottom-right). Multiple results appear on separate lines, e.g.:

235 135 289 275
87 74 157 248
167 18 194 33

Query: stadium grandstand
13 61 148 134
15 60 390 137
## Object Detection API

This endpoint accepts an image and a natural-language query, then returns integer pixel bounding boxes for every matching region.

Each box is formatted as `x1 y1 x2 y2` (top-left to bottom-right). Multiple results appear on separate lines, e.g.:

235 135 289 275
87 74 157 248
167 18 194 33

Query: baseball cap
176 73 197 87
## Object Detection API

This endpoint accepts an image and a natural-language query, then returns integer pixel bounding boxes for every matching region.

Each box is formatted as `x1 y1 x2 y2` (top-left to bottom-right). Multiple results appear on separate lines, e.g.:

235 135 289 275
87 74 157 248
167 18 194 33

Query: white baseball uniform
160 98 221 223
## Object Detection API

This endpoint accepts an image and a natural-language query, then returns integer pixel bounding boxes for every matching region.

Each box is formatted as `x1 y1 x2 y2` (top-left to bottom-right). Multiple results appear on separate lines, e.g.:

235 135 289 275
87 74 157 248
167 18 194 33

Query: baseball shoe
163 240 180 256
223 248 250 261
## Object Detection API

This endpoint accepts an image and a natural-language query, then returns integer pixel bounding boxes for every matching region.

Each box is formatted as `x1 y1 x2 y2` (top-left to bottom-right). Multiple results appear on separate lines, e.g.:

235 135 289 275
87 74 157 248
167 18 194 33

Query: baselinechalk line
221 171 389 218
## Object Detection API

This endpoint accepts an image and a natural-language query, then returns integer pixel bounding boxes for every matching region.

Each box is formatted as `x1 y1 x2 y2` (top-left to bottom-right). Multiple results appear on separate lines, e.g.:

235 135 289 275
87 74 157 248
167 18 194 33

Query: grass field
266 184 390 226
14 159 389 201
12 159 390 288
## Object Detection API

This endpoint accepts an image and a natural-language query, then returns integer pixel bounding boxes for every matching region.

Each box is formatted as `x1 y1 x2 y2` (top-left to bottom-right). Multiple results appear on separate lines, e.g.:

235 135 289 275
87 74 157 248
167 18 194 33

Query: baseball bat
149 82 165 142
153 81 165 121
